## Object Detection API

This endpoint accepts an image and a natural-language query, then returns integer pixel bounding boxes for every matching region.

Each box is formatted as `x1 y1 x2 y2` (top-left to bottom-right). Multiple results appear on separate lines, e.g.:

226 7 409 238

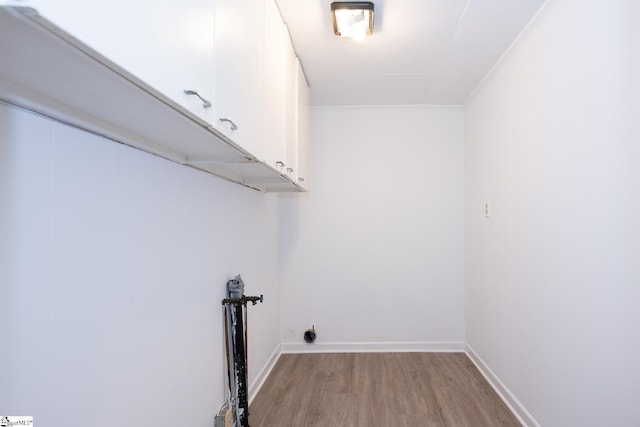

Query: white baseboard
465 344 540 427
281 341 465 354
248 344 281 405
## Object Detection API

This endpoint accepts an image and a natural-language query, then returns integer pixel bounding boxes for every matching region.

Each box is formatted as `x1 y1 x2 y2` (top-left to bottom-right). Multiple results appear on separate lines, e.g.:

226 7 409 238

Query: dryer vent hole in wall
304 325 317 343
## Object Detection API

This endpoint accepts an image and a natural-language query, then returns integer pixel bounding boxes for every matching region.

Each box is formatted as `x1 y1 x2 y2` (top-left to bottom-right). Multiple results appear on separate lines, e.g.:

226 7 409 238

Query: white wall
464 0 640 425
279 106 465 351
0 104 280 426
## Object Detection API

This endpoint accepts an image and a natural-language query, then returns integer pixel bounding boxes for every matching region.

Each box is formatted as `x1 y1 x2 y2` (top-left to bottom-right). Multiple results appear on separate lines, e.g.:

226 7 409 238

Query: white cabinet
284 27 298 180
263 0 288 173
214 0 265 157
295 58 310 187
0 2 308 192
21 0 216 124
0 5 305 192
263 0 309 184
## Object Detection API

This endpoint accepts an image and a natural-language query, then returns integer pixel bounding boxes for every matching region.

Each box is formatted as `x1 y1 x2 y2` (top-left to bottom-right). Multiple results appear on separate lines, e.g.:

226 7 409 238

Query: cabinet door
295 57 310 187
214 0 264 157
263 0 288 172
284 26 297 180
25 0 215 125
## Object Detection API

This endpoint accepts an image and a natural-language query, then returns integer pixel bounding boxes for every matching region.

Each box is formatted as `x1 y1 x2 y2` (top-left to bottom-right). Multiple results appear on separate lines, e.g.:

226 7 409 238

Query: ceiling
275 0 546 106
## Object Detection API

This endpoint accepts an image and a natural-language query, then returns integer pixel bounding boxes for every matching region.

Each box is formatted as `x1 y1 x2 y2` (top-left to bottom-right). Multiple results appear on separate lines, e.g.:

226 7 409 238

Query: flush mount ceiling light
331 2 374 41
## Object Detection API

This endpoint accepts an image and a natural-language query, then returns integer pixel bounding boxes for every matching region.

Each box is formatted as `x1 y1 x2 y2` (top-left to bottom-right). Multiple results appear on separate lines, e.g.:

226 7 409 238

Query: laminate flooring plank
448 353 520 427
430 353 488 427
392 353 448 426
249 352 520 427
320 392 358 427
249 354 315 426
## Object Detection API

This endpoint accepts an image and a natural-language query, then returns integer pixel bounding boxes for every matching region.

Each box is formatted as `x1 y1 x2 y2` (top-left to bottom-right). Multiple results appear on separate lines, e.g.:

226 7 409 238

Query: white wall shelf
0 6 305 193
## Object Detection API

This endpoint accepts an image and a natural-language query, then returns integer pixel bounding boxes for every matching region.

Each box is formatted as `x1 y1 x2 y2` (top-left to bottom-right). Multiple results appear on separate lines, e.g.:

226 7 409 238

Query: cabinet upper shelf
0 6 305 192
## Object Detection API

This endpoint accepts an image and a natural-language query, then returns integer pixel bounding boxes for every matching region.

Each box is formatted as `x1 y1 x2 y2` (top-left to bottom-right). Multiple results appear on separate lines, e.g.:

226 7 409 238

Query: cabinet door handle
276 161 285 170
298 177 305 182
219 118 238 131
183 89 212 108
287 167 294 174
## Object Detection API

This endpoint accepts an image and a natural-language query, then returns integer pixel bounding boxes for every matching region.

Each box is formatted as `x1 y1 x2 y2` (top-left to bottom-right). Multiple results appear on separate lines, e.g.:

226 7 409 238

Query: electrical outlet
483 201 490 218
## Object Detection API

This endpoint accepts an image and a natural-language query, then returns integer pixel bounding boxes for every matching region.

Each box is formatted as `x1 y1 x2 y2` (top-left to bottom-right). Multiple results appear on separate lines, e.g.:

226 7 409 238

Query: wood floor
249 352 520 427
